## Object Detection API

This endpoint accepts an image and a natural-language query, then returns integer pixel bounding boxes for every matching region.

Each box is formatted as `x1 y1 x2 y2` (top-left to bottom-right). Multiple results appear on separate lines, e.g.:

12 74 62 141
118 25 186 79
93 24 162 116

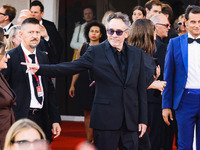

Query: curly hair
84 21 107 43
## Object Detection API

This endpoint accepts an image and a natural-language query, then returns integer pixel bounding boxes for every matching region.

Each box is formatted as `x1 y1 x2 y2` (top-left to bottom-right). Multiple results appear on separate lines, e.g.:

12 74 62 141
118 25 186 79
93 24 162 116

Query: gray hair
150 13 166 25
105 12 131 32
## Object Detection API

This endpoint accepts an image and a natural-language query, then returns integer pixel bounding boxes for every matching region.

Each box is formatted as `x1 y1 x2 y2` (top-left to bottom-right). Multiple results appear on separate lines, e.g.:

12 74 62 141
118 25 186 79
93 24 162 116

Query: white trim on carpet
61 115 84 122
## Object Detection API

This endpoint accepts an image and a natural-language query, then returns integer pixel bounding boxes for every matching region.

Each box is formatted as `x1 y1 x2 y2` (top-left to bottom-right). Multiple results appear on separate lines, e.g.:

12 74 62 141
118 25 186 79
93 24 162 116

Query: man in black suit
148 14 170 150
0 5 16 33
30 0 64 62
1 18 61 141
23 12 147 150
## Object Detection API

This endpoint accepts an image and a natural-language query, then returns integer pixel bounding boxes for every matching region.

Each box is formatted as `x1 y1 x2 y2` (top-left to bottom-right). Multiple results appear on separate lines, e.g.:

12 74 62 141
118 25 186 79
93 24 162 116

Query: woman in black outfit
69 21 106 143
128 19 166 150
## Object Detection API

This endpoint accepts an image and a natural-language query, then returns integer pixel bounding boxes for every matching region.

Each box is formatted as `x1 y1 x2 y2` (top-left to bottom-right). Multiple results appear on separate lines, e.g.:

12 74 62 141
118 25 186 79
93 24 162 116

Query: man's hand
40 24 49 40
162 108 173 126
52 123 61 138
69 85 75 98
21 62 39 74
138 123 147 138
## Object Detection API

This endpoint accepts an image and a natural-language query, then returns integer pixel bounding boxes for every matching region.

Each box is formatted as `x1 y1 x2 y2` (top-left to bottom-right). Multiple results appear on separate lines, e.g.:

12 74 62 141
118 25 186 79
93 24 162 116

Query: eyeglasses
107 29 127 36
177 22 185 26
11 139 49 150
0 12 6 16
156 23 170 28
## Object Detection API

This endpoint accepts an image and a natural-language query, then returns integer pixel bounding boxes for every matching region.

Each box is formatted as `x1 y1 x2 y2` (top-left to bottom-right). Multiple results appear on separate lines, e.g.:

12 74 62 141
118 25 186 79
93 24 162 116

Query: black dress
77 43 94 109
139 51 156 150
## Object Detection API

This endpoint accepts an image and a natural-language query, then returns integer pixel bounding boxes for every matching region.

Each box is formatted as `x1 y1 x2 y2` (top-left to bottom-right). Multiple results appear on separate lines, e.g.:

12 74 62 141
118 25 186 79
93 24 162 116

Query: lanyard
23 52 40 85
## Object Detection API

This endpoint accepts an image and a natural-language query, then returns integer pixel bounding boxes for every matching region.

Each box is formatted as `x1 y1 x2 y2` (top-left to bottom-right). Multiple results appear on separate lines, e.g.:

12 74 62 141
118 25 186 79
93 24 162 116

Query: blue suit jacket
162 33 188 110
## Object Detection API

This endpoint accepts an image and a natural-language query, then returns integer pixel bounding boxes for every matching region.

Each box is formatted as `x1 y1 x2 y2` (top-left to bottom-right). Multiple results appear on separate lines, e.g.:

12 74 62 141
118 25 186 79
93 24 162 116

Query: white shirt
3 22 12 33
21 43 44 108
70 22 87 50
185 33 200 89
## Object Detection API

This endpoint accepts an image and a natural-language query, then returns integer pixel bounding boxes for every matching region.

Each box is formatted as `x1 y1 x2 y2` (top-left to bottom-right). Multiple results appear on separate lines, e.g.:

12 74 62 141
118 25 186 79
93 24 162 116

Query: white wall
0 0 59 27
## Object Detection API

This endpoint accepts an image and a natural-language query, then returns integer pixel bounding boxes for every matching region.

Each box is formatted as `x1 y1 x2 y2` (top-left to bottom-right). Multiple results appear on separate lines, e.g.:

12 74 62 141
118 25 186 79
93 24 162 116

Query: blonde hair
6 25 21 51
4 119 46 150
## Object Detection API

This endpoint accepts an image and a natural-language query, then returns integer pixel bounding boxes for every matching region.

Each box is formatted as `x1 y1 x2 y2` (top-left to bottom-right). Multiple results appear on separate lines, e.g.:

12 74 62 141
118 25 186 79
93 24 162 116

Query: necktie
188 38 200 44
116 51 126 81
28 54 42 104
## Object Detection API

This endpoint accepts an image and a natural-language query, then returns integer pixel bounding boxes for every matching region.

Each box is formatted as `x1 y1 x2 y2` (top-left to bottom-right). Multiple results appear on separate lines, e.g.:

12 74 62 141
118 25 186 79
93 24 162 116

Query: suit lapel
104 40 124 83
17 45 30 89
180 33 188 73
0 73 13 97
125 45 135 84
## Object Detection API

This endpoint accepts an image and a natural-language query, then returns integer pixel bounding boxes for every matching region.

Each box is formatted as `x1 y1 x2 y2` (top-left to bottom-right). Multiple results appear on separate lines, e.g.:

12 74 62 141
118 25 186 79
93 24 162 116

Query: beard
29 38 39 49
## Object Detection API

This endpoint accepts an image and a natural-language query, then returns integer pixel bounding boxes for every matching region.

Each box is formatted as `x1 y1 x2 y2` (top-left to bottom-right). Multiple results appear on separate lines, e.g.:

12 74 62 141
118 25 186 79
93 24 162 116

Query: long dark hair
128 19 156 56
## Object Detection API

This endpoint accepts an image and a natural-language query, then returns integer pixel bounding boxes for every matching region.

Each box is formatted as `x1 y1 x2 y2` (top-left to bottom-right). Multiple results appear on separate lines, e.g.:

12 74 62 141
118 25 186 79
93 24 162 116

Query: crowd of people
0 0 200 150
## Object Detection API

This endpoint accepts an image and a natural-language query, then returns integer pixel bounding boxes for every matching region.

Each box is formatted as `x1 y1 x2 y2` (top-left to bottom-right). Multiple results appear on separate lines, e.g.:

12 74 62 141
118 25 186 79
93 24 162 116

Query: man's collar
3 22 11 31
188 32 200 39
39 20 43 25
21 43 36 56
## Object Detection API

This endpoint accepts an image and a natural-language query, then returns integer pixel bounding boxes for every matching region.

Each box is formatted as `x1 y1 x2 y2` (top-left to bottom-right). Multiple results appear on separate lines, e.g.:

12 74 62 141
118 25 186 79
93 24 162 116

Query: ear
41 11 44 17
4 15 9 21
145 8 149 13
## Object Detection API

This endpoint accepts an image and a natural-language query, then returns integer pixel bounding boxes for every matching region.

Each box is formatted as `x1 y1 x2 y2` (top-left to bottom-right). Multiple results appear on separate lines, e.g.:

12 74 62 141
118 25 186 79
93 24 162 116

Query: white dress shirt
70 22 87 50
185 33 200 89
21 43 44 108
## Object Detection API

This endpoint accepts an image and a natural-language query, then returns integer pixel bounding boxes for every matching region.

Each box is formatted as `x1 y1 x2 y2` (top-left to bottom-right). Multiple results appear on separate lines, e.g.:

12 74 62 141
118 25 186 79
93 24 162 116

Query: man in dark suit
148 14 170 150
1 18 61 141
30 0 64 62
23 12 147 150
0 5 16 33
163 5 200 149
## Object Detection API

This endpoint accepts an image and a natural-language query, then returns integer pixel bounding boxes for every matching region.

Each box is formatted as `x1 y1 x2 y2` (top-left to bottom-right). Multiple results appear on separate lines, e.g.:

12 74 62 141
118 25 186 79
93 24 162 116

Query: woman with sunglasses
128 19 166 150
4 119 49 150
69 21 106 143
0 41 16 150
177 14 187 36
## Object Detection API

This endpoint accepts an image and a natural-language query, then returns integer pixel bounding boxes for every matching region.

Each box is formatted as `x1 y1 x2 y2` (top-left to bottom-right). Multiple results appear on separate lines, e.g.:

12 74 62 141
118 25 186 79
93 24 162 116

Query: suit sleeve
162 39 174 109
47 77 61 124
138 51 148 124
37 46 95 77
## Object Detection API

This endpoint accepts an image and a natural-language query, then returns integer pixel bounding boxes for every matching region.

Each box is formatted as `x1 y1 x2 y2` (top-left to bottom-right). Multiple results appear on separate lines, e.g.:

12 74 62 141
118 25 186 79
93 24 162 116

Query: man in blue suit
162 5 200 150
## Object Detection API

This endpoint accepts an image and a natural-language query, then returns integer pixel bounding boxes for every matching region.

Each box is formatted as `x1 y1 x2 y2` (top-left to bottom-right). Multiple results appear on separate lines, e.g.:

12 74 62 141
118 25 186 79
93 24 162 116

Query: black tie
188 38 200 44
116 51 126 81
28 54 42 104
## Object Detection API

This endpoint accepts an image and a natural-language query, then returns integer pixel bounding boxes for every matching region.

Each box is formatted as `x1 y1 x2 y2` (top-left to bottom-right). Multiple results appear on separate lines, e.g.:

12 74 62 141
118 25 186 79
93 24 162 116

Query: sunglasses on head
107 29 127 36
177 22 185 26
156 23 170 28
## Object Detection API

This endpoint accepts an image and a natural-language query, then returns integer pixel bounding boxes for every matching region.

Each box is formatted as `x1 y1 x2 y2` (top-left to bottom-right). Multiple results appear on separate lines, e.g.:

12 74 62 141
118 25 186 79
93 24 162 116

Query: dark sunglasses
177 22 185 26
156 23 170 28
107 29 127 36
0 12 6 16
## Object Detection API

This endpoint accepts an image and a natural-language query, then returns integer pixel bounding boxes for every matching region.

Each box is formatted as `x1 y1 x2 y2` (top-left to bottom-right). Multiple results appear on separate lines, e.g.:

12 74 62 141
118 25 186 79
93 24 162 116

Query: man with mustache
1 18 61 142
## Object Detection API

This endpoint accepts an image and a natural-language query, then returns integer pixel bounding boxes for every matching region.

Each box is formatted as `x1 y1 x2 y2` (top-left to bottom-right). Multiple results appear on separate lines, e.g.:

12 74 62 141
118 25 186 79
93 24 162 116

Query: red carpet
50 121 177 150
50 121 86 150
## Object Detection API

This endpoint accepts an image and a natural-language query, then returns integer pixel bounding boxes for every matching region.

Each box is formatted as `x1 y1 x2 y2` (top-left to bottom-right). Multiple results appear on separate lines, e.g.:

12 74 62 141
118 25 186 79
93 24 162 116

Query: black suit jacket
37 40 147 131
1 44 61 139
42 19 64 62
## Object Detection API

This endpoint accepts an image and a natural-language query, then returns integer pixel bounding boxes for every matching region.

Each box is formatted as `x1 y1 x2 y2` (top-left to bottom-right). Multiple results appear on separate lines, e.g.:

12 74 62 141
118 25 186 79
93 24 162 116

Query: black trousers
93 122 138 150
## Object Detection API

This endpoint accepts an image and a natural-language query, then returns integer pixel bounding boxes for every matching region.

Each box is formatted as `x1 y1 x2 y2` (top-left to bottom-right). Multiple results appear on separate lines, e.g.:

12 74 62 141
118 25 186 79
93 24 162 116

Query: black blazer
42 19 64 62
37 40 147 131
1 44 61 139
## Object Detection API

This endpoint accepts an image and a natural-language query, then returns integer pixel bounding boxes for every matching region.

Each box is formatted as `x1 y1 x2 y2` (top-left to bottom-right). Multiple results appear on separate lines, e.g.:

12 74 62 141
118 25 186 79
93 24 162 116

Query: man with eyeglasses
0 5 16 33
162 5 200 149
22 12 147 150
146 14 170 150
